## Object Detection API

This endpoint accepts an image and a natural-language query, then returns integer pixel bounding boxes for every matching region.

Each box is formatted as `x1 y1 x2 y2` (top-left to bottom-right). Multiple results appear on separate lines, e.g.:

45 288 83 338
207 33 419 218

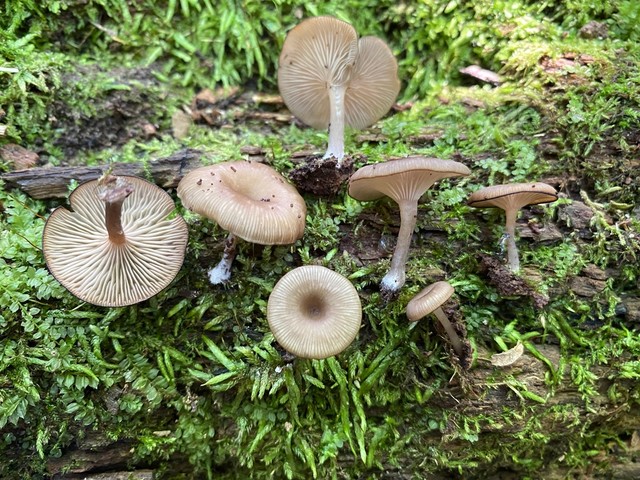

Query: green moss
1 1 640 479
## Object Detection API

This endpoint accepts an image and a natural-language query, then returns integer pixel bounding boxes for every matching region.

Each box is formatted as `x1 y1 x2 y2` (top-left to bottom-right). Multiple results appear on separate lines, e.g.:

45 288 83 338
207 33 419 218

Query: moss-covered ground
1 1 639 479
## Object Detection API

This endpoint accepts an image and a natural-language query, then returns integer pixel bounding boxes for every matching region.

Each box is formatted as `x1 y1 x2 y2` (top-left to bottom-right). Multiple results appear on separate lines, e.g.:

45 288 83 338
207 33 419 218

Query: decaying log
43 344 639 478
0 149 203 199
54 470 155 480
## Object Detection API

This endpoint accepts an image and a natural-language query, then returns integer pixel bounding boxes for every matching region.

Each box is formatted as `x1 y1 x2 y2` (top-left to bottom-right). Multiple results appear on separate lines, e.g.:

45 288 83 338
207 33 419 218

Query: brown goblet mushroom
348 156 470 299
43 174 188 307
267 265 362 359
467 182 558 272
406 281 464 359
177 161 307 284
278 16 400 163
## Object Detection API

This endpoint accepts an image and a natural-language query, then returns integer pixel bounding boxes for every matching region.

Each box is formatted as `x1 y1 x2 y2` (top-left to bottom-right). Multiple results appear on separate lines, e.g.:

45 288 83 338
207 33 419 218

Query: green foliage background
1 0 639 479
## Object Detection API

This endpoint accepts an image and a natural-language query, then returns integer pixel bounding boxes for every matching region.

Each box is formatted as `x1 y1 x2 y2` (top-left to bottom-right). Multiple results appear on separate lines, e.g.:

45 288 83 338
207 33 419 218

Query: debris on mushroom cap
278 16 400 130
348 156 471 202
406 281 455 322
177 161 306 245
267 265 362 359
467 182 558 210
43 175 188 307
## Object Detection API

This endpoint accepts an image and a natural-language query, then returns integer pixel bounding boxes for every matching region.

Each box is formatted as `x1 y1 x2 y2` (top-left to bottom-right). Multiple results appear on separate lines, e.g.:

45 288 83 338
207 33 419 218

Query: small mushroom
267 265 362 359
278 16 400 163
348 156 470 299
177 161 306 284
467 182 558 272
406 281 464 359
43 174 188 307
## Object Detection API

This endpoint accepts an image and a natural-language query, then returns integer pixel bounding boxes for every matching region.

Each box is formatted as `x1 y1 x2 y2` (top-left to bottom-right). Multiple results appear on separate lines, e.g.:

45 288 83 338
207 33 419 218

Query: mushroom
267 265 362 359
278 16 400 163
348 156 471 299
177 161 306 284
467 182 558 272
42 174 188 307
406 281 464 359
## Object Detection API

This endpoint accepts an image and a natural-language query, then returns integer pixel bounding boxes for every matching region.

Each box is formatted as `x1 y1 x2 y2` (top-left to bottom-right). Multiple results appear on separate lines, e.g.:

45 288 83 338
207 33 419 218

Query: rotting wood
0 148 203 199
53 470 155 480
0 147 326 199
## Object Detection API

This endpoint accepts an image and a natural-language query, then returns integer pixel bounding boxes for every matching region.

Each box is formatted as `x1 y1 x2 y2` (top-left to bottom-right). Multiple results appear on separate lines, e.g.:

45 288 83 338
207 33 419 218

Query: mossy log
45 344 639 479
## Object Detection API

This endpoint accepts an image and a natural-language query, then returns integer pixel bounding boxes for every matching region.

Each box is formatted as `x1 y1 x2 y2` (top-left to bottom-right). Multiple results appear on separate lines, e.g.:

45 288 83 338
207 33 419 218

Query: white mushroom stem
504 207 520 273
433 307 464 359
208 233 238 284
324 84 347 164
99 177 133 245
380 200 417 296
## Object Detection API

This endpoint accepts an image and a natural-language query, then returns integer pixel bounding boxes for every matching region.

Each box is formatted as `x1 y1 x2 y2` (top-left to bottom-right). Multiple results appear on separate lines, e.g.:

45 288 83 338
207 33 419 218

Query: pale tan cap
349 156 471 202
267 265 362 359
467 182 558 210
278 16 400 130
43 176 188 307
406 281 454 322
177 161 306 245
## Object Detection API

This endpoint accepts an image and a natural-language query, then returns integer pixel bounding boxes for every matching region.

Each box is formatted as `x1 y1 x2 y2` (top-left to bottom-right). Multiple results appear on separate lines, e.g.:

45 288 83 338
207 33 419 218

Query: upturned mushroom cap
267 265 362 359
348 156 471 202
278 16 400 130
43 176 188 307
467 182 558 211
177 161 306 245
406 281 455 322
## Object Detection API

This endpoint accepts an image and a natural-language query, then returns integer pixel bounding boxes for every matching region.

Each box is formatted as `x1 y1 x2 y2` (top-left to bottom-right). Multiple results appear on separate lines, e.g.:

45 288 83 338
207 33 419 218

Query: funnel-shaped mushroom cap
349 156 471 203
267 265 362 359
467 182 558 211
177 161 306 245
278 16 399 130
406 281 454 322
43 176 188 307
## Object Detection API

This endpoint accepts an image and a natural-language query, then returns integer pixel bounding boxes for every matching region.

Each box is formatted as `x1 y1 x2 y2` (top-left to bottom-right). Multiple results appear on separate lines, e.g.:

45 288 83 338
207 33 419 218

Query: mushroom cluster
38 15 563 371
278 16 400 163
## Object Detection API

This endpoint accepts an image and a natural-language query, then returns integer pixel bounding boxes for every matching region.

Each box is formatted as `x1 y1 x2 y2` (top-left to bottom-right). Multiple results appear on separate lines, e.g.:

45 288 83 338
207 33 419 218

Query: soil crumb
478 254 549 309
288 154 358 196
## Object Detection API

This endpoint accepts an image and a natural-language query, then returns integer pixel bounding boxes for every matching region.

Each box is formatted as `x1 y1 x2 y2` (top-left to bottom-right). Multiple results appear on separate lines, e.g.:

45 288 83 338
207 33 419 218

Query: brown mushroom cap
177 161 306 245
278 16 399 130
267 265 362 359
43 176 188 307
348 156 471 202
406 281 454 322
467 182 558 211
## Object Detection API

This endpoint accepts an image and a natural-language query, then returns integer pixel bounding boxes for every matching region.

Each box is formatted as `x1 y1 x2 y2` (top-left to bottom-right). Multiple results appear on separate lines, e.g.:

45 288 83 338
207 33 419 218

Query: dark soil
288 154 358 196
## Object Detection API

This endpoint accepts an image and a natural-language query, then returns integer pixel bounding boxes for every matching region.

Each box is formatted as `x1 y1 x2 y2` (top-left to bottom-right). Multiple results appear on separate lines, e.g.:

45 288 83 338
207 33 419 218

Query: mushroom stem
99 176 134 245
504 208 520 272
433 307 464 359
208 233 238 284
380 200 417 297
324 84 347 163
